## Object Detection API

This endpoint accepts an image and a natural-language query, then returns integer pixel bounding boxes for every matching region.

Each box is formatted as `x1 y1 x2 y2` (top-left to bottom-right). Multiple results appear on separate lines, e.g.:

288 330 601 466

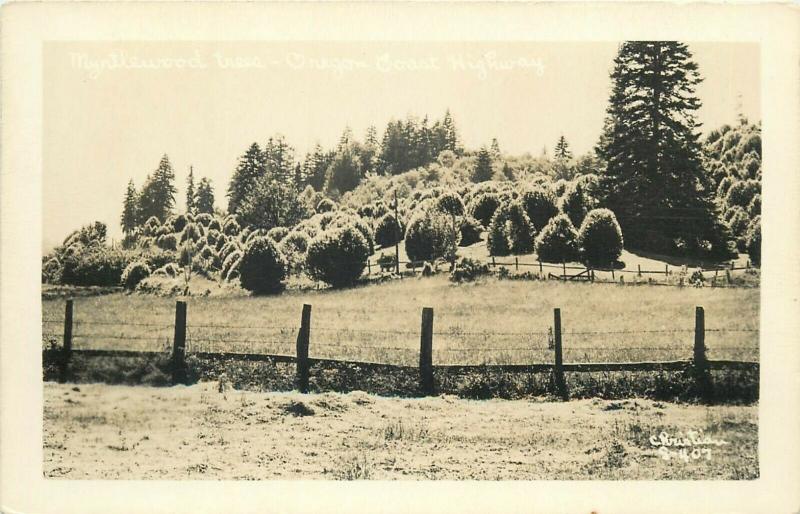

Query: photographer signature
649 430 729 463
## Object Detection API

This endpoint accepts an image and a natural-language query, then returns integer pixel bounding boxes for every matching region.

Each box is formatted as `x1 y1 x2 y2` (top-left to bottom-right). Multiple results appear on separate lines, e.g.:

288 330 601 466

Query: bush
180 223 204 245
488 201 535 256
316 198 337 213
155 233 178 251
60 246 130 286
434 192 465 217
450 256 490 282
558 182 589 228
745 216 761 266
404 208 458 263
222 250 242 281
727 207 750 238
578 209 624 267
725 180 760 209
153 263 180 278
195 213 213 227
121 261 151 290
279 231 310 273
468 193 500 227
238 237 287 294
716 176 735 199
534 214 580 263
521 187 558 231
208 217 222 232
375 213 403 248
267 226 290 243
143 216 161 237
222 217 240 237
329 215 375 254
459 216 483 246
168 214 188 233
306 225 370 287
205 229 221 247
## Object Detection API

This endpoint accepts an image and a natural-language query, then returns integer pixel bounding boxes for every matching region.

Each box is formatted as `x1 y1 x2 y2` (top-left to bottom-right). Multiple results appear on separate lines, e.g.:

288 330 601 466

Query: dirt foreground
44 382 757 480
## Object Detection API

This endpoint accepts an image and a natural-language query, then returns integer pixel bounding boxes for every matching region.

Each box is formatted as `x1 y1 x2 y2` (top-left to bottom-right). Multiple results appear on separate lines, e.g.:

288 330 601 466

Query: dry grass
43 382 758 480
43 274 759 367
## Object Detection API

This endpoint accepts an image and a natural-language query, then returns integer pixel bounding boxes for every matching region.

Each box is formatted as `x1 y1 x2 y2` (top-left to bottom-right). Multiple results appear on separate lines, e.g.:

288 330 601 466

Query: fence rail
44 299 758 399
362 254 758 289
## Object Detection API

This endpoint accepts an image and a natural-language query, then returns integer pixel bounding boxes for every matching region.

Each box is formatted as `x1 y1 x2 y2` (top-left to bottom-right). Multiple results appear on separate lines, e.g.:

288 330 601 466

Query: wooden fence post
693 306 712 401
553 308 568 400
172 300 187 385
367 260 371 275
492 255 496 267
515 257 519 271
637 264 641 277
59 299 74 383
296 304 312 393
539 260 543 273
562 260 566 280
611 268 615 281
419 307 434 396
665 263 669 276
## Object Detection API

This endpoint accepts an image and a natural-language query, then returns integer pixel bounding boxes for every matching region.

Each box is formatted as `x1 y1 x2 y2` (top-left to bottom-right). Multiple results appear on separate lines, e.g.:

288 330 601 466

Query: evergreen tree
264 135 295 183
138 154 177 223
186 166 196 214
595 41 730 257
324 146 363 197
439 109 460 154
490 138 502 159
227 142 266 214
237 175 307 231
196 177 215 214
120 179 139 235
554 135 572 160
471 147 493 183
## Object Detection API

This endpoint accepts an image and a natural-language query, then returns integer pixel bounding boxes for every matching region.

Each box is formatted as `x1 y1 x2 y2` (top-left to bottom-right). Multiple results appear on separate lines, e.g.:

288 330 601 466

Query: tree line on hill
43 40 762 292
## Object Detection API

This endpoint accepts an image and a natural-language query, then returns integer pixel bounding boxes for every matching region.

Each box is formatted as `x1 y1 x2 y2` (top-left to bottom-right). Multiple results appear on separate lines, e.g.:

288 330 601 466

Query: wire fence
42 301 760 369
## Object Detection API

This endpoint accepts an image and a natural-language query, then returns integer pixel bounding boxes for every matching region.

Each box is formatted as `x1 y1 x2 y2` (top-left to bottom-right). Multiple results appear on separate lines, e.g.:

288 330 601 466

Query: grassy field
43 275 760 367
43 382 758 480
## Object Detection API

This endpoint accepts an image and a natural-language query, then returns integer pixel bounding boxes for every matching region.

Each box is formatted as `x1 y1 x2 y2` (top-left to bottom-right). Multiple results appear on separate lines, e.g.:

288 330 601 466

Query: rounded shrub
180 223 204 244
267 226 290 243
222 217 240 237
153 262 180 278
143 216 161 237
404 208 458 263
121 261 151 290
459 216 483 247
716 176 735 200
316 198 337 214
195 213 214 227
208 217 222 232
468 193 501 227
577 209 624 267
375 213 402 248
222 249 242 281
329 215 375 254
435 192 465 217
238 236 287 294
306 225 370 288
521 187 559 231
534 214 580 263
727 207 750 238
156 233 178 251
488 200 535 255
279 231 310 273
725 180 760 209
558 182 589 228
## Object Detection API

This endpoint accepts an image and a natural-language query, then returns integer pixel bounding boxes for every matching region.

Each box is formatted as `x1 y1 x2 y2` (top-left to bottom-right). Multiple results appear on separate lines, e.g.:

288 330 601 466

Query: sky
43 41 760 249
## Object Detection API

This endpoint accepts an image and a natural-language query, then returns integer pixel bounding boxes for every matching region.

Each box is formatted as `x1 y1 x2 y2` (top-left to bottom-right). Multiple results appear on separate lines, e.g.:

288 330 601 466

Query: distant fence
363 254 757 288
43 299 759 399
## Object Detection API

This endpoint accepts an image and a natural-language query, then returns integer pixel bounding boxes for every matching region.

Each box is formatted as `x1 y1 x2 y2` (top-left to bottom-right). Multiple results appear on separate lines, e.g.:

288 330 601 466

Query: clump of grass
333 453 372 480
282 401 314 417
381 419 430 441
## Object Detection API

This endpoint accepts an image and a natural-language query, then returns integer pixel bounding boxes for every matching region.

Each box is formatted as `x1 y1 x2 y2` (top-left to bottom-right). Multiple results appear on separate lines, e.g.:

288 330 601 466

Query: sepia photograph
41 39 761 480
1 2 799 513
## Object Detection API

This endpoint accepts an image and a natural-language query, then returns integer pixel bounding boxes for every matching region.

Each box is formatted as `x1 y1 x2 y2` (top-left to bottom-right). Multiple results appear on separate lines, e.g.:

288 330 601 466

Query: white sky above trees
43 41 759 248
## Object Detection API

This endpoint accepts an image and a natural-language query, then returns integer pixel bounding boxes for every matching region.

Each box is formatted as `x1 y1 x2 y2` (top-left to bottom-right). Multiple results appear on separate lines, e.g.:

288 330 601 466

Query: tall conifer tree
596 41 730 256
